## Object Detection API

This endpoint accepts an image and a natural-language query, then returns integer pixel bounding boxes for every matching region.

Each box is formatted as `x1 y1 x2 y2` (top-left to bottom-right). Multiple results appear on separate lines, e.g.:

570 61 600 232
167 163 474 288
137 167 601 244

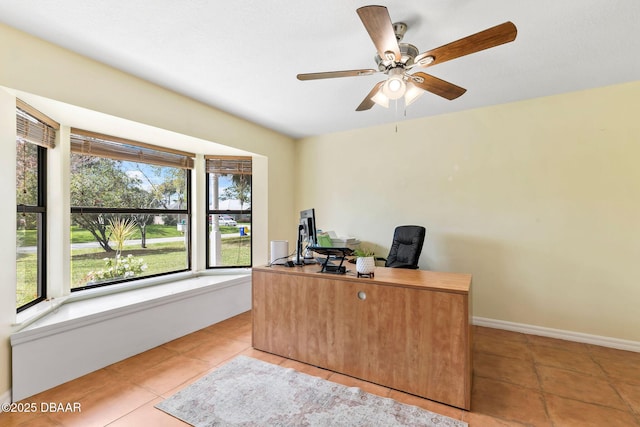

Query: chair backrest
385 225 426 269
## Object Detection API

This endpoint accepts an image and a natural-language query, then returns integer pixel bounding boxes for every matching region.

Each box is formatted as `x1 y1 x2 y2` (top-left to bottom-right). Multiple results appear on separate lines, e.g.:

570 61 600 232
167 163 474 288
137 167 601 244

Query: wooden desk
252 264 473 409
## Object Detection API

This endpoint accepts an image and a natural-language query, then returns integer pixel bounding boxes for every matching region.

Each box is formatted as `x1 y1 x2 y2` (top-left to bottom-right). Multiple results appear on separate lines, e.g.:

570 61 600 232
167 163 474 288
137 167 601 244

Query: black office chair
378 225 426 269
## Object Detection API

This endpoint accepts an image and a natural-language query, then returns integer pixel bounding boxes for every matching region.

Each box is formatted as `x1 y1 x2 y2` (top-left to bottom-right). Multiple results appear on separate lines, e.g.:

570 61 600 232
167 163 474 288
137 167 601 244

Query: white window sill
14 269 252 333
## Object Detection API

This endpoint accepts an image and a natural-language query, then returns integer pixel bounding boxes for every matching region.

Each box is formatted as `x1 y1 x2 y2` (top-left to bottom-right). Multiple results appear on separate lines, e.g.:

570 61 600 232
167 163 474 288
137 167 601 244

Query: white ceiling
1 0 640 139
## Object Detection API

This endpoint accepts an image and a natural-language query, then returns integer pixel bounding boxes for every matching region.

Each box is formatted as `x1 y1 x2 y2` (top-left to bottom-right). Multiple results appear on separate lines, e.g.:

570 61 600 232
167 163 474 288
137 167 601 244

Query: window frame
205 156 253 269
69 130 194 291
16 123 49 312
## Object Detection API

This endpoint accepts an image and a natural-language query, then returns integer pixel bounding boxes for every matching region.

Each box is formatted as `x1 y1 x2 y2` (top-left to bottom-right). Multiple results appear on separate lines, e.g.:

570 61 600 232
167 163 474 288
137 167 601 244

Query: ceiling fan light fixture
371 90 390 108
404 82 424 106
382 70 406 100
388 78 403 92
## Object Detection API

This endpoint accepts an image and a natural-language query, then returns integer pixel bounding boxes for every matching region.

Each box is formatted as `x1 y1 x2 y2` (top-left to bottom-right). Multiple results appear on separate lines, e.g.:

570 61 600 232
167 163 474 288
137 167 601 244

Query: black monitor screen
300 208 317 246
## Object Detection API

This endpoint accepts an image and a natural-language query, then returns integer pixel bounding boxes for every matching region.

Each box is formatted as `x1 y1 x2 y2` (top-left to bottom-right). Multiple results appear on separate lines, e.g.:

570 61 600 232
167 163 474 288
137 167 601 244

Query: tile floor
2 311 639 426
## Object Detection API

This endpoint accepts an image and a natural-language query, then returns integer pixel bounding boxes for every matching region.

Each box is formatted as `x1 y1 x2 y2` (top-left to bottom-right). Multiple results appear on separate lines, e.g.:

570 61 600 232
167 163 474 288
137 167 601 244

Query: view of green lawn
16 224 251 307
19 224 187 247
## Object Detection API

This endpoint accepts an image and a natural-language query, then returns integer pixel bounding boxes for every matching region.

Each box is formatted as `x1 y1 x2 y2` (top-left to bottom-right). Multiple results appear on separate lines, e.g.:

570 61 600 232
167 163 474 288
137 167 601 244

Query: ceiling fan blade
414 21 517 68
297 69 377 81
411 72 467 100
356 81 386 111
356 5 401 62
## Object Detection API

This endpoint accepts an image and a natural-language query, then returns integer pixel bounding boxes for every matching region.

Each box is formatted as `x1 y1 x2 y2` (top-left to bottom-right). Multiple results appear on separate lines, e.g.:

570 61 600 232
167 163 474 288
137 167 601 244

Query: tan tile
161 330 218 353
181 337 249 365
614 381 640 415
474 352 540 389
597 357 640 385
220 310 252 326
21 313 640 427
47 381 156 427
239 347 287 365
537 365 627 410
471 376 551 426
525 334 590 353
0 412 60 427
279 358 333 380
461 412 530 426
223 323 252 342
327 372 391 397
28 368 129 404
25 415 64 426
475 327 528 342
581 345 640 384
129 354 213 395
587 344 640 365
545 393 640 427
234 310 252 319
201 312 252 337
106 346 179 378
388 389 464 421
108 397 189 426
530 343 606 377
474 333 532 361
201 321 234 335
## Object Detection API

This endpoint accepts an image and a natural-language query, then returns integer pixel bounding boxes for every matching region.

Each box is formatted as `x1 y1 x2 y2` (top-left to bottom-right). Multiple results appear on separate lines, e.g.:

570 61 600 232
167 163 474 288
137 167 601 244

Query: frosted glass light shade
371 90 390 108
404 82 425 106
382 76 406 100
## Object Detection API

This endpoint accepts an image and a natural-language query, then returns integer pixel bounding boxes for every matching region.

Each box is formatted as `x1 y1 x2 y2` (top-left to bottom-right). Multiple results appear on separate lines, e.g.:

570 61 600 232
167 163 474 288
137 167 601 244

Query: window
206 156 252 268
16 100 57 311
70 129 194 290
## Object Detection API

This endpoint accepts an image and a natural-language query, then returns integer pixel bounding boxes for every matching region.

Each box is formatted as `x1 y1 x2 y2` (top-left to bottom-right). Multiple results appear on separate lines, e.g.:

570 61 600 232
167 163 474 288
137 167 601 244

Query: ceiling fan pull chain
394 100 398 133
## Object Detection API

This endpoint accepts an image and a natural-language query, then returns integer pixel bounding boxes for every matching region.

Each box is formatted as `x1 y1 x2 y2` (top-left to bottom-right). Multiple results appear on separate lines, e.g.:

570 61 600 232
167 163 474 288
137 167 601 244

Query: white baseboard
473 317 640 353
1 389 11 404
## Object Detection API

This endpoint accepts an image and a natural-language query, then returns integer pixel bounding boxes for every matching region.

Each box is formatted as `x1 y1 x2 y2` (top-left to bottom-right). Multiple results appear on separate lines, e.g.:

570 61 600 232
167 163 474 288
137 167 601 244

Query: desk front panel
252 266 472 409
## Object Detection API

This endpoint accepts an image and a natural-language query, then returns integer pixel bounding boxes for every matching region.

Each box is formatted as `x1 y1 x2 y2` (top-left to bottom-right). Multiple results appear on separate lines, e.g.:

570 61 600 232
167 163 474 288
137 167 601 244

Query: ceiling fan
297 5 517 111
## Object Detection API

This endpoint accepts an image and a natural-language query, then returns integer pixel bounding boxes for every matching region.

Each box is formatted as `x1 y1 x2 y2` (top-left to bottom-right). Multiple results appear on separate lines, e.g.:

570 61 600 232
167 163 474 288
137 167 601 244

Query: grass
18 224 243 247
16 253 38 307
70 242 189 288
16 226 251 307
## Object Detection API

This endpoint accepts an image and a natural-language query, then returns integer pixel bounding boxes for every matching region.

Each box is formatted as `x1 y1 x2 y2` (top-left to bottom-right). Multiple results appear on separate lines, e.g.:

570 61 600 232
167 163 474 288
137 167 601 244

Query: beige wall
297 80 640 343
0 23 296 398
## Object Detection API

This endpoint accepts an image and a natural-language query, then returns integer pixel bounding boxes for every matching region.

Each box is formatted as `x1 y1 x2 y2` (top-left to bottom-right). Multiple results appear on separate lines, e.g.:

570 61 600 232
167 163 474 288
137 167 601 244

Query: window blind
16 99 59 149
205 156 252 175
70 128 195 169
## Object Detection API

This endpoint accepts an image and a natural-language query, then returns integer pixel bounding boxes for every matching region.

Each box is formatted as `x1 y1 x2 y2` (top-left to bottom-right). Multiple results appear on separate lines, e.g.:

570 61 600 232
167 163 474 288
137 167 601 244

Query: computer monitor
300 208 317 246
295 208 317 265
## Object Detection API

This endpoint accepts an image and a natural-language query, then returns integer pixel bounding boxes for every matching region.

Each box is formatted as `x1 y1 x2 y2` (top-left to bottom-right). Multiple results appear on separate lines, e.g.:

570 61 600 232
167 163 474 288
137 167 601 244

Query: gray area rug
156 355 467 427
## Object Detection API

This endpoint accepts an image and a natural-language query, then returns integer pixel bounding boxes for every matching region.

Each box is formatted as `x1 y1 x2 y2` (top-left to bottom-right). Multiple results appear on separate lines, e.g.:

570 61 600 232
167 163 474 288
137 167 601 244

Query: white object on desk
270 240 289 265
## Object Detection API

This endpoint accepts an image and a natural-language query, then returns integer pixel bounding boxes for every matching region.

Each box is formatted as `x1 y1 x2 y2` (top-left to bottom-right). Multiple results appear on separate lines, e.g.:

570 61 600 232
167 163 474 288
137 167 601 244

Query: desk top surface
253 264 471 294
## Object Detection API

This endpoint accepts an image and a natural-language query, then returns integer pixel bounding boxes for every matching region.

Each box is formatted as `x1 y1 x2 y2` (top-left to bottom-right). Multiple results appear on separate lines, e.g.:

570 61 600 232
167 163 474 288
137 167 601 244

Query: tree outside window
206 156 252 268
69 130 192 290
16 103 55 311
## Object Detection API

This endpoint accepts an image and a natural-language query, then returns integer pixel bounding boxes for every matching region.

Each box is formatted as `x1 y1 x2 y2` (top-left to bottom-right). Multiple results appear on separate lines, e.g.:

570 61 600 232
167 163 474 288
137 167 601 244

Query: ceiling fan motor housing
375 43 419 71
